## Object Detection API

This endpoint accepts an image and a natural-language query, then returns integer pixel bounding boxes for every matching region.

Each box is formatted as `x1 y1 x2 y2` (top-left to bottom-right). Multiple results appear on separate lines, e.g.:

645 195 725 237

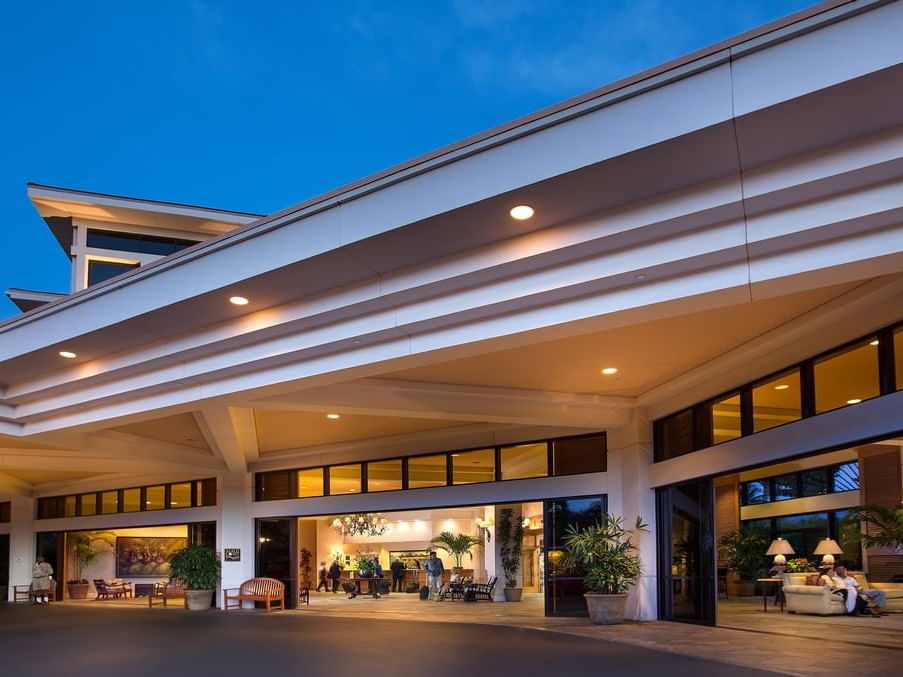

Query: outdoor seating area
94 579 134 600
223 577 285 613
148 581 186 608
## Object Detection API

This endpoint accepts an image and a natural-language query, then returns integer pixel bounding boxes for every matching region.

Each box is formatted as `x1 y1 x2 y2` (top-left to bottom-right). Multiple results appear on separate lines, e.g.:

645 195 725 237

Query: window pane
0 501 10 523
743 480 770 505
452 448 495 485
752 370 801 433
835 509 863 570
122 488 141 512
800 469 829 497
546 497 605 548
255 471 291 501
367 459 402 492
145 485 165 511
170 482 191 508
773 474 797 502
654 410 694 461
814 339 880 413
297 468 325 498
896 328 903 391
832 462 860 492
407 454 447 489
775 513 828 560
552 435 606 475
330 464 361 494
501 443 547 480
711 393 741 444
196 478 217 506
64 495 77 518
87 259 139 286
80 493 97 516
101 491 119 514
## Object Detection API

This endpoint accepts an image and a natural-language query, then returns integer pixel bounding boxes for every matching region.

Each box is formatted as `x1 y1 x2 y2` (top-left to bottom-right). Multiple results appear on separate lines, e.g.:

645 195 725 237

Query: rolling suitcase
419 586 430 600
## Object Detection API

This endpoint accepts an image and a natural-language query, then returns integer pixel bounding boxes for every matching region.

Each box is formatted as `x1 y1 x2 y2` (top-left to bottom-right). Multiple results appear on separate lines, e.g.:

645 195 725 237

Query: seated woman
820 566 878 616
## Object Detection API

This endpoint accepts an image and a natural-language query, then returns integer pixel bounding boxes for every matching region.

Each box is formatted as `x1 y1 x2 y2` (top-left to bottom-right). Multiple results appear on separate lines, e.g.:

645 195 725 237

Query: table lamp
765 537 795 569
813 538 843 566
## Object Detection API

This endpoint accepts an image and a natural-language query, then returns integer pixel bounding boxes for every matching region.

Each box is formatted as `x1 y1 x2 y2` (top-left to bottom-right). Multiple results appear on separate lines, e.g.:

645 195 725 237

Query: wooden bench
13 584 57 603
223 577 285 612
148 581 187 608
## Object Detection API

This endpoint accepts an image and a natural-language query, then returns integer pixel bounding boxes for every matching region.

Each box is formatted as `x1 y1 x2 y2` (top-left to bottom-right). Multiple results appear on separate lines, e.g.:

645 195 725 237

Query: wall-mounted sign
224 548 241 562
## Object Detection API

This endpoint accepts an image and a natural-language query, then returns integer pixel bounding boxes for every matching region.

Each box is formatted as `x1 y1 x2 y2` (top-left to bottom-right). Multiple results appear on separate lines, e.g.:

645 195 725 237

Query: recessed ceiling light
451 454 460 457
846 398 862 405
326 413 340 420
774 384 790 391
869 339 879 346
171 502 179 506
59 351 77 359
601 367 618 375
635 274 647 281
229 296 249 306
509 205 534 220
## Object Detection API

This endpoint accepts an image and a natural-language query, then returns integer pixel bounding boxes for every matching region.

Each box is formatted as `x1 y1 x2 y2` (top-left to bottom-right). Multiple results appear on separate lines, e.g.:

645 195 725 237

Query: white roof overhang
2 0 903 436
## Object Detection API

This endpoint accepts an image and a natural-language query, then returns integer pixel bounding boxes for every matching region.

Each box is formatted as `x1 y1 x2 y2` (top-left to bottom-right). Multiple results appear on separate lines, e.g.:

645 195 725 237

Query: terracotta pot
67 582 90 600
504 587 523 602
584 592 628 625
185 589 214 610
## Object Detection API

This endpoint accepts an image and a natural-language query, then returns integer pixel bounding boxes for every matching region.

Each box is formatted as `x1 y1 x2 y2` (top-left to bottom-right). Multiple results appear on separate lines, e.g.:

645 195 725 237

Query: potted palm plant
562 514 648 624
497 508 525 601
168 544 220 610
430 531 481 576
718 528 769 596
847 504 903 551
67 533 98 600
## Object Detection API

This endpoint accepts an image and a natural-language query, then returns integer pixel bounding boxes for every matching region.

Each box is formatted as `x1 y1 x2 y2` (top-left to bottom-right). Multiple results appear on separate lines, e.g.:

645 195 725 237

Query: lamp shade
766 538 795 557
813 538 843 556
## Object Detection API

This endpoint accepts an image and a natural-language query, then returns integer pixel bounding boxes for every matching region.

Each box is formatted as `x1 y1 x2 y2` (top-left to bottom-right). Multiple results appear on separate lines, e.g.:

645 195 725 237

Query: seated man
835 565 886 613
820 566 877 616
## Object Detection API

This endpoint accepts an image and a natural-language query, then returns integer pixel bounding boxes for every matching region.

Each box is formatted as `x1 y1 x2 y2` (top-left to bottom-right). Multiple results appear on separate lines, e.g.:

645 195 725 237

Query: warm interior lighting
814 537 843 566
846 398 862 405
229 296 249 306
774 384 790 391
601 367 618 375
765 537 795 567
869 339 880 346
59 350 77 359
509 205 534 220
326 413 340 420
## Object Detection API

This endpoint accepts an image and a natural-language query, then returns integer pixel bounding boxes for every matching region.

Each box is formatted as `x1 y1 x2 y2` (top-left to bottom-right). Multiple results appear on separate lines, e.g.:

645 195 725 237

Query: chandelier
332 513 390 537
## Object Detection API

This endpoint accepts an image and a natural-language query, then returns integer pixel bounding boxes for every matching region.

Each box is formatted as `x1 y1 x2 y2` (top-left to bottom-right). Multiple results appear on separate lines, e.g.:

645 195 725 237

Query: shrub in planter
67 533 98 600
497 509 525 601
563 515 649 624
718 528 769 596
168 544 220 610
430 531 481 576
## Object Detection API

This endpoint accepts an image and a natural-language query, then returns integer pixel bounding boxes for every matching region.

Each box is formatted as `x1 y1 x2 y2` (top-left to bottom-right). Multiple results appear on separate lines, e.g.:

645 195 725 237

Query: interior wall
67 525 188 590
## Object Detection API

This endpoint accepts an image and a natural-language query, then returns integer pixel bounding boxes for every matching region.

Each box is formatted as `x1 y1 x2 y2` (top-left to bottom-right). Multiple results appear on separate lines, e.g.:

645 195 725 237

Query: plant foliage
354 552 376 576
846 504 903 552
168 544 220 590
718 528 769 581
68 533 98 584
497 508 525 589
430 531 482 569
563 515 648 594
299 547 313 586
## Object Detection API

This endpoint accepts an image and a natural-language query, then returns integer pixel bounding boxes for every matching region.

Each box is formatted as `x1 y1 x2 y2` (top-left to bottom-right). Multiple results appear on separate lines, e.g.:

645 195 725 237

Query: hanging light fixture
332 513 390 537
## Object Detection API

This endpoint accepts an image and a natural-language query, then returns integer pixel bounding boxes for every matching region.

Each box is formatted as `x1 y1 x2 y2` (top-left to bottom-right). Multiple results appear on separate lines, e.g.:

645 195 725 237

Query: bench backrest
240 577 285 597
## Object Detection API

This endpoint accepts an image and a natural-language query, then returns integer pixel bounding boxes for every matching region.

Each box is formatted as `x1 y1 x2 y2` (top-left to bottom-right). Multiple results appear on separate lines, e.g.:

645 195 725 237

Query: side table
756 577 784 613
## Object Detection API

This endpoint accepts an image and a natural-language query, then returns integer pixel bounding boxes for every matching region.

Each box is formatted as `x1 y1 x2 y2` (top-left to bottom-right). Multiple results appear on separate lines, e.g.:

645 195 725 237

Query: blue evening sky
0 0 814 319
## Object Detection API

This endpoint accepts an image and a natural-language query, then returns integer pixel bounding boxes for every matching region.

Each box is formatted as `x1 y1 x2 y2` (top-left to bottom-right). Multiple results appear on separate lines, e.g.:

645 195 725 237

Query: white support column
7 496 35 601
493 503 524 601
607 411 658 621
216 472 254 609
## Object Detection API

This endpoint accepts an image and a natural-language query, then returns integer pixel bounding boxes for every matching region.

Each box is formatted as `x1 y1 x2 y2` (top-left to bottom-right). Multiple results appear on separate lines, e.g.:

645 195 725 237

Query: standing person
316 561 330 592
390 557 406 593
328 557 343 594
372 559 384 598
32 556 53 605
423 551 445 601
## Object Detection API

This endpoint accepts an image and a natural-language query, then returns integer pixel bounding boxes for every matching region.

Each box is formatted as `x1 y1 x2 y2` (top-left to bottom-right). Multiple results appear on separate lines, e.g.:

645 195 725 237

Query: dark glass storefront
656 479 715 625
255 518 296 609
544 495 608 617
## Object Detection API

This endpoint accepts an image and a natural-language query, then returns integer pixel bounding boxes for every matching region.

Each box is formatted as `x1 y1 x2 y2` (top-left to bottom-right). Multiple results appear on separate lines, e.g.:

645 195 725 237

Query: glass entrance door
656 480 715 625
36 531 64 602
544 495 607 616
255 518 296 609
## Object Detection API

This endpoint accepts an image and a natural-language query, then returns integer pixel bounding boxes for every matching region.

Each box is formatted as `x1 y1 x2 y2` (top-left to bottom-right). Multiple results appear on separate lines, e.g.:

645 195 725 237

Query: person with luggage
328 557 343 594
390 557 406 593
422 550 445 601
316 561 330 592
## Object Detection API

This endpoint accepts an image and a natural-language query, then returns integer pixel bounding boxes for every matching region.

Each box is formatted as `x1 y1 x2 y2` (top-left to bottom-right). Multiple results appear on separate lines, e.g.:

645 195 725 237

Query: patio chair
94 579 130 600
463 575 497 602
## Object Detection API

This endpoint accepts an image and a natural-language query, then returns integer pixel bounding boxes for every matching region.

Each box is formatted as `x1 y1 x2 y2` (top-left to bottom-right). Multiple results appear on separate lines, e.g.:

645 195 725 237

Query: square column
7 496 35 602
216 472 254 608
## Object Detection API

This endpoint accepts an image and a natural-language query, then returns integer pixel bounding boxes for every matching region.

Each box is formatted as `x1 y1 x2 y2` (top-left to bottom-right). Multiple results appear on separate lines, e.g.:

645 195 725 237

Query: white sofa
782 572 903 615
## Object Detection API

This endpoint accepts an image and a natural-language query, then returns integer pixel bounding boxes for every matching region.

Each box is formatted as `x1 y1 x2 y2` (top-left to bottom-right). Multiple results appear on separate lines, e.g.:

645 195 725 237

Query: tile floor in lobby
52 590 903 675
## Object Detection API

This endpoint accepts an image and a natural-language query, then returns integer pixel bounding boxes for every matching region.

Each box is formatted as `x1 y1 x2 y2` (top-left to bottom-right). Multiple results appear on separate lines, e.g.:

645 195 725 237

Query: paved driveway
0 604 777 677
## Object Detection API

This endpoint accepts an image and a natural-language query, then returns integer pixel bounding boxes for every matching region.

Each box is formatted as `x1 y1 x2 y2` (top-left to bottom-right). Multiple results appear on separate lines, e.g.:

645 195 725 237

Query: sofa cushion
805 574 821 586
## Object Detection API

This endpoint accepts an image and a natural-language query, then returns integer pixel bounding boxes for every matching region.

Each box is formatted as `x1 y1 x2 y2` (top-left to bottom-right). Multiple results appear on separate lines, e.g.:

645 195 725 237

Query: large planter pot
504 587 523 602
67 582 90 600
185 589 214 611
736 580 756 597
585 592 628 625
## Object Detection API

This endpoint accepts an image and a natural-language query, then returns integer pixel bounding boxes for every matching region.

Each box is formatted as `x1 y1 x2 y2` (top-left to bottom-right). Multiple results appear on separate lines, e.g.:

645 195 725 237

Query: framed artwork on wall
115 537 187 578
